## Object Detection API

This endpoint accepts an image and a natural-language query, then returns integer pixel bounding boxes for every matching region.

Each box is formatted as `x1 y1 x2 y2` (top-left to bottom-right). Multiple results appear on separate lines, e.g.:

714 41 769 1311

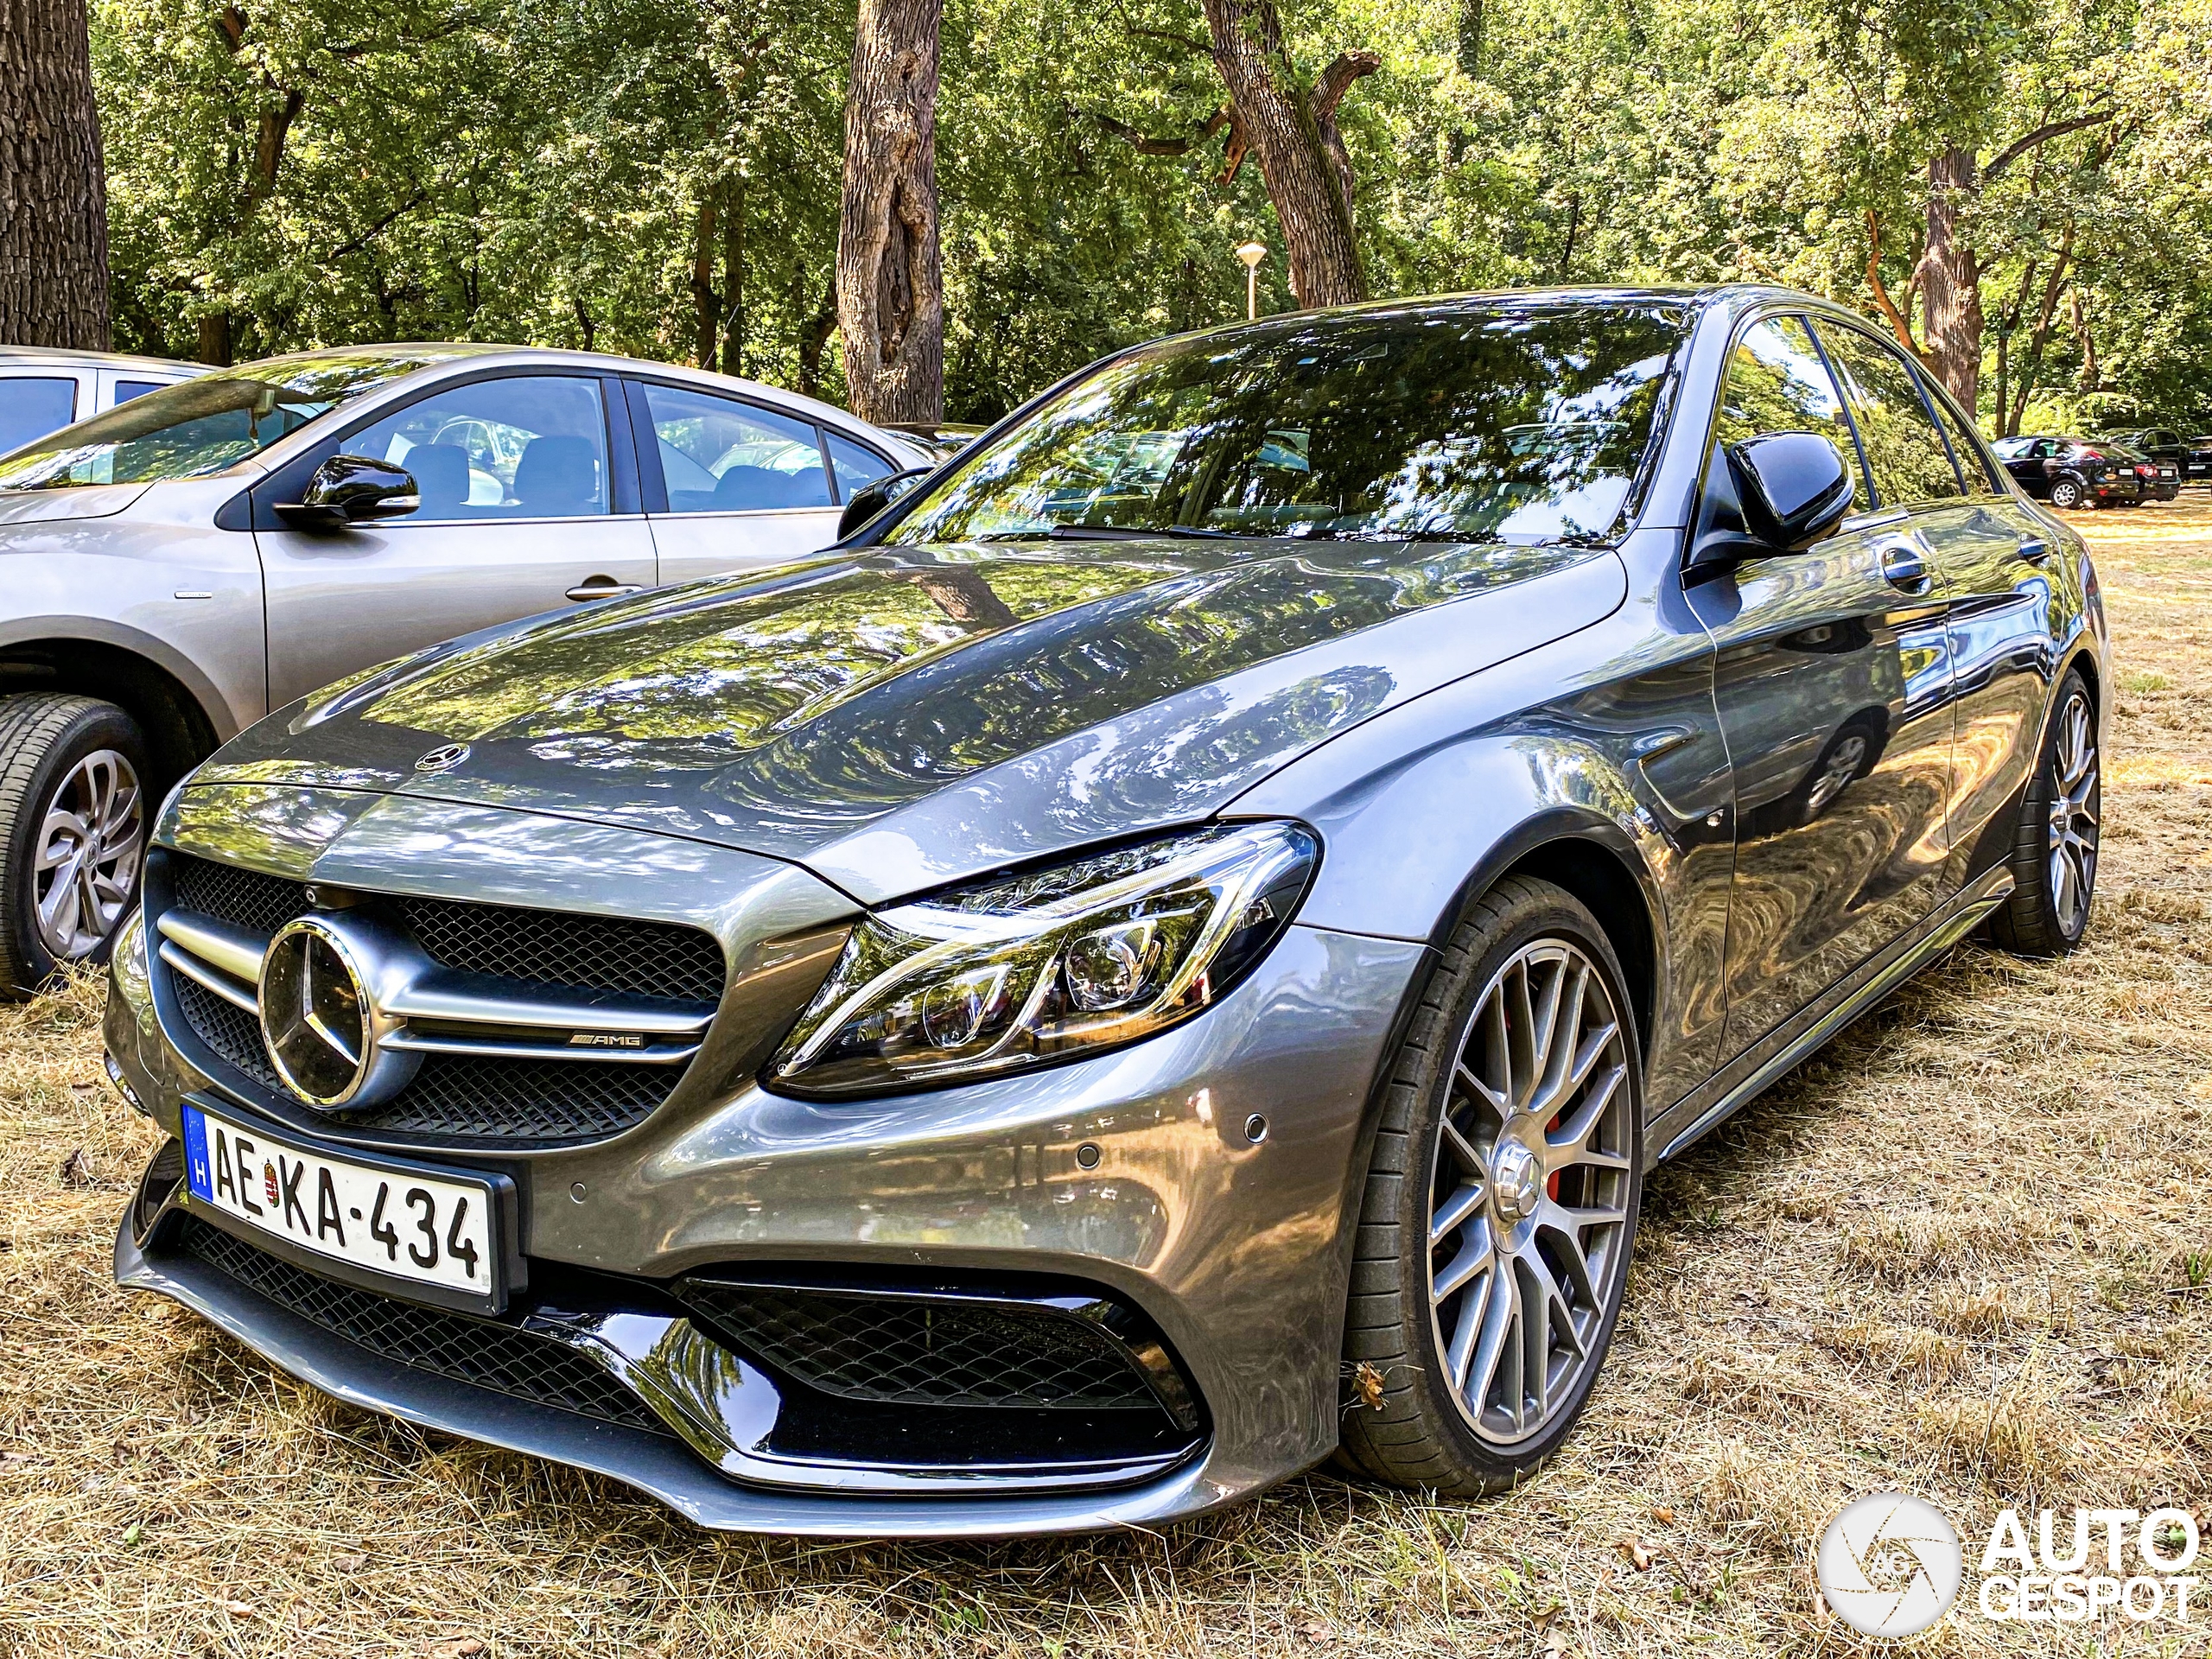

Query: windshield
884 301 1688 547
0 350 467 492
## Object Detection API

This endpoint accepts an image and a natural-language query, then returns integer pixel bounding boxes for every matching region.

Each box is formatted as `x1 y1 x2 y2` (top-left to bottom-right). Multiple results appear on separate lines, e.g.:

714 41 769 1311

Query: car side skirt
1651 860 2017 1162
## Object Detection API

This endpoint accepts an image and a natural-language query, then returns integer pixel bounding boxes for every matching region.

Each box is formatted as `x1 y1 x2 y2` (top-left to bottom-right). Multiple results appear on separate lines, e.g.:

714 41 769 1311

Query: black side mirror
837 467 933 542
1726 432 1853 552
274 454 420 531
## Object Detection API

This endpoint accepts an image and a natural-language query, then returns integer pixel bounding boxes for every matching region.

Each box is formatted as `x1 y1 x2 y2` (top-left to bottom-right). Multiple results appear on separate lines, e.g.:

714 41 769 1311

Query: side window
345 376 610 519
1811 324 1963 507
111 379 166 405
640 383 830 512
827 431 896 500
1713 315 1871 514
1920 380 2002 493
0 377 80 453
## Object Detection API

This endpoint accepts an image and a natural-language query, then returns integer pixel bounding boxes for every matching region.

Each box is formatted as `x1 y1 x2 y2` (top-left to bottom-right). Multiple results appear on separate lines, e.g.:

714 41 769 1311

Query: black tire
1987 668 2099 957
1338 875 1643 1495
2049 477 2085 511
0 694 152 998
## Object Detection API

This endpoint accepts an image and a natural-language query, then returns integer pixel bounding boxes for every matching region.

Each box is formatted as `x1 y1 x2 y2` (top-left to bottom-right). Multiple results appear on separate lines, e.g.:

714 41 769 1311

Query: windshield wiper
974 524 1237 543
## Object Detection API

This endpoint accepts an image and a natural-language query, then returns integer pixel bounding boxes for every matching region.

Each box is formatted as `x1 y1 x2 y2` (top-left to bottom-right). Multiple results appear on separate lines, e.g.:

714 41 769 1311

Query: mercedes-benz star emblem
257 915 417 1109
414 742 470 772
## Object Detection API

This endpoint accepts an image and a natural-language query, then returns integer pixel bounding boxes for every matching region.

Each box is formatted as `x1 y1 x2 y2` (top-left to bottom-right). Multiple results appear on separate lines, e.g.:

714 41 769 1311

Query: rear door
627 378 889 586
255 370 656 706
1686 314 1959 1057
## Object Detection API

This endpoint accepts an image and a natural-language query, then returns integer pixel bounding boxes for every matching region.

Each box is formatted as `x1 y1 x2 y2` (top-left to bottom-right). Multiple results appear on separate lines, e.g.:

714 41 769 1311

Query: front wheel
1988 670 2099 957
1338 876 1642 1494
2049 477 2086 510
0 695 151 998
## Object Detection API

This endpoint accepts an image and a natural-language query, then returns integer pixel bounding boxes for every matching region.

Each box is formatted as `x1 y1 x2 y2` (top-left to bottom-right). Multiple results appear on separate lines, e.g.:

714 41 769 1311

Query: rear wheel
0 695 150 998
1338 876 1642 1494
2049 477 2085 510
1988 670 2099 957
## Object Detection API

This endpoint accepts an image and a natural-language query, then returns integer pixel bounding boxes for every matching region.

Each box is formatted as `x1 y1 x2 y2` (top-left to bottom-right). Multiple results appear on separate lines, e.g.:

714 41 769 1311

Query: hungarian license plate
181 1103 501 1306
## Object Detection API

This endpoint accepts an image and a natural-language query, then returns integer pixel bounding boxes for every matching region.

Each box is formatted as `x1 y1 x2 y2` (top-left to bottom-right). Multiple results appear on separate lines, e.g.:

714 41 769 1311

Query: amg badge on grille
568 1032 645 1048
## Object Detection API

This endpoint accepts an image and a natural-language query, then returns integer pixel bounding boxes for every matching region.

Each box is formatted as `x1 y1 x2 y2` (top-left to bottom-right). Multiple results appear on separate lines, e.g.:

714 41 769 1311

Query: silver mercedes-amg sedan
105 286 2104 1538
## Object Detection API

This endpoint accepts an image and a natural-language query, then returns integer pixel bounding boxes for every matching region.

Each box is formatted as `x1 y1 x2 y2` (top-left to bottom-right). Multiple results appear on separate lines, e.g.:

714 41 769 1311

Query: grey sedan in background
0 346 930 995
106 286 2102 1537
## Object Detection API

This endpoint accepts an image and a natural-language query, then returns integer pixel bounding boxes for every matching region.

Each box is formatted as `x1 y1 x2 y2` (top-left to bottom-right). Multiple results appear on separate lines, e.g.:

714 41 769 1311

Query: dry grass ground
3 502 2210 1659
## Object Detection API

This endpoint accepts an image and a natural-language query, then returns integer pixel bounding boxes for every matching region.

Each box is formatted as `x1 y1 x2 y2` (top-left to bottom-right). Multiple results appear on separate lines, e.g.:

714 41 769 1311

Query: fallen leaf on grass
1649 1505 1675 1524
428 1641 486 1658
1294 1613 1335 1643
59 1147 97 1186
331 1553 367 1573
1616 1536 1653 1571
217 1600 257 1618
1351 1362 1386 1411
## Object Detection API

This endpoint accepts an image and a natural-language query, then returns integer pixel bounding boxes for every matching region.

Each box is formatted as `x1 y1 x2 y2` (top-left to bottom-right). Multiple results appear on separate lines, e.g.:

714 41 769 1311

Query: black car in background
2105 427 2192 477
2112 441 2182 501
1993 434 2144 508
2190 435 2212 479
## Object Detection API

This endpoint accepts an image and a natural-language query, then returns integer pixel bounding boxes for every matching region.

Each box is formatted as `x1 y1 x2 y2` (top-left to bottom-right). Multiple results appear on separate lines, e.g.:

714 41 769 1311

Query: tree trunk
1921 147 1983 415
0 0 111 348
836 0 943 423
720 175 743 376
690 195 721 371
1197 0 1374 310
797 268 837 400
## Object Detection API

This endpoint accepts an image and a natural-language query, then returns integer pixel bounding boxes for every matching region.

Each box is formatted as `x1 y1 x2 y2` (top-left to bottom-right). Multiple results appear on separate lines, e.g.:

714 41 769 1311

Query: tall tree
1095 0 1379 309
0 0 111 347
837 0 944 422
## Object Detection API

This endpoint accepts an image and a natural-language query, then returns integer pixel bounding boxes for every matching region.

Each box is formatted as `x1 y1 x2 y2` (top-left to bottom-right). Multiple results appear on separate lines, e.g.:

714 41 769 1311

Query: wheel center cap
1491 1141 1543 1221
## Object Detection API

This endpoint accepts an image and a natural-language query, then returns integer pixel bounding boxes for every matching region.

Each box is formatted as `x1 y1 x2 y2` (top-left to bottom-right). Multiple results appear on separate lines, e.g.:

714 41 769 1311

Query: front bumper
109 880 1427 1535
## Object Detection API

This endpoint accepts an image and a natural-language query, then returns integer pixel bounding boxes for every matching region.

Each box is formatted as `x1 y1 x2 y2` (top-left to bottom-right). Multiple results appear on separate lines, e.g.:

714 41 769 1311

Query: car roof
0 344 205 374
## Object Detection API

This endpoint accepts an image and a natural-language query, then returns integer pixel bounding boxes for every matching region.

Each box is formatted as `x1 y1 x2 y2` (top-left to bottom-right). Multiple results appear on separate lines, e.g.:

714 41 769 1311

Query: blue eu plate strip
182 1104 213 1202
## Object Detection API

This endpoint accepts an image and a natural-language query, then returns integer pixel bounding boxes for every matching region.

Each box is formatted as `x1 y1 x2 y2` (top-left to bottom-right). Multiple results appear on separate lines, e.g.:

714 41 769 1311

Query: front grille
175 1215 671 1437
165 852 727 1003
680 1284 1166 1411
158 851 723 1147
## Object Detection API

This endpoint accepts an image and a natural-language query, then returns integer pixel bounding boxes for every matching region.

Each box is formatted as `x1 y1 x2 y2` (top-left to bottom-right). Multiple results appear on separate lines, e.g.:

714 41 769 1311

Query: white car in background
0 343 932 995
0 346 207 454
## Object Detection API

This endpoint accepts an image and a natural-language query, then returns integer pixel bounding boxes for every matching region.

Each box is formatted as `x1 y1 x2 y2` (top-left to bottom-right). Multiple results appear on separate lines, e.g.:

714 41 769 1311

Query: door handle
2016 537 2051 565
1876 537 1932 594
565 577 643 602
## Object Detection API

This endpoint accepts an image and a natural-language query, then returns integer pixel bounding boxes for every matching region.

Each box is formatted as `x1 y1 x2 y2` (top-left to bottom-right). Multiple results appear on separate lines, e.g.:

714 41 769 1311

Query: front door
257 372 656 707
1686 315 1958 1058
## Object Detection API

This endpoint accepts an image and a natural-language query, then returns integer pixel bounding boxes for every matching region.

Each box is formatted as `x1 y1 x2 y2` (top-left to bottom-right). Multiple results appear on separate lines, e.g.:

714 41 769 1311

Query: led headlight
769 821 1320 1096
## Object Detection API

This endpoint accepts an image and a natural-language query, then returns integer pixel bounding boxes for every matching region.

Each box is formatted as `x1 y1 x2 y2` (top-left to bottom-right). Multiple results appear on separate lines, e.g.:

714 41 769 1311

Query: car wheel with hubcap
1338 875 1642 1493
1988 670 2099 957
0 694 151 998
2049 478 2085 510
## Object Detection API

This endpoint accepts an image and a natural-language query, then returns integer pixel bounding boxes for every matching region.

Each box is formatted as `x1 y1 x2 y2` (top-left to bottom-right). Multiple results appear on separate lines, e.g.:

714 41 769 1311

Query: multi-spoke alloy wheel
1340 876 1643 1494
1427 940 1632 1447
1990 667 2101 958
2045 690 2099 938
0 694 155 997
33 748 144 960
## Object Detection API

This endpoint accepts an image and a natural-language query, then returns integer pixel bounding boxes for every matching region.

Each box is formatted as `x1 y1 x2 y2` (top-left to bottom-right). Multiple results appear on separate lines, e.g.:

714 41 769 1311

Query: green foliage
92 0 2212 426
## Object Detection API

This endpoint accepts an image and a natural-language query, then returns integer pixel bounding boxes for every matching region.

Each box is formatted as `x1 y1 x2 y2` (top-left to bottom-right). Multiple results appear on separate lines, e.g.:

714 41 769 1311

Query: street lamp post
1234 242 1267 321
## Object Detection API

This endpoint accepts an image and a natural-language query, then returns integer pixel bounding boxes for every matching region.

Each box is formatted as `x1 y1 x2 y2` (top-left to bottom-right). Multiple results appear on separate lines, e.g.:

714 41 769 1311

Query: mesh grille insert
175 1215 671 1436
679 1284 1165 1411
158 852 715 1146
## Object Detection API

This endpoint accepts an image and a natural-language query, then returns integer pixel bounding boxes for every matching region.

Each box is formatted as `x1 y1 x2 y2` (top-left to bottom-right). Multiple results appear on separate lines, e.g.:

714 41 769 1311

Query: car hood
199 537 1626 903
0 480 154 524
